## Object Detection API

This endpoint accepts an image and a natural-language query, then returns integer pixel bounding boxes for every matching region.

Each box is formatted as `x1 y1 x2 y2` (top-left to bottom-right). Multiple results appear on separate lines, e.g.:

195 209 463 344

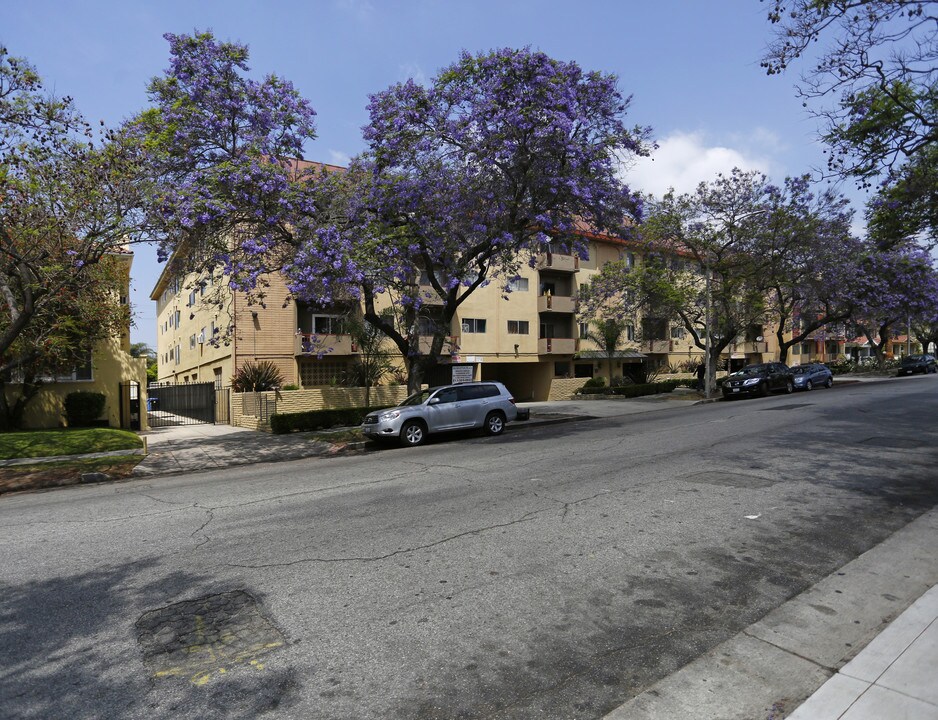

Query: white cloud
328 149 351 167
398 62 428 87
626 131 776 197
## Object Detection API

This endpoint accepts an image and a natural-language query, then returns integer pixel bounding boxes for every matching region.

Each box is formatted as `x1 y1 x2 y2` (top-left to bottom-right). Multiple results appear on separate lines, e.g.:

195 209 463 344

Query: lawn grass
0 427 143 460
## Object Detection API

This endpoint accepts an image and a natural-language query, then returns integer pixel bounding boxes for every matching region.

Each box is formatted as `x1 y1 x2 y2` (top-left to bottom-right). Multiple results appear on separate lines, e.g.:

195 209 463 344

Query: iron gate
118 381 142 431
147 382 225 427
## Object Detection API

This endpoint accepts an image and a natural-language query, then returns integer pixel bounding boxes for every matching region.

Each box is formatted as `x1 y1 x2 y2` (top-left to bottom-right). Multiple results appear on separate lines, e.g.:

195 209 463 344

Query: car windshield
903 355 925 362
400 389 434 406
736 364 768 376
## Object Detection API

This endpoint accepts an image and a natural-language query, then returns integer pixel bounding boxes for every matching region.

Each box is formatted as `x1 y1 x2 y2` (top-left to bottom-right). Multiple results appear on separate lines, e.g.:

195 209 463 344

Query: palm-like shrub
231 361 285 392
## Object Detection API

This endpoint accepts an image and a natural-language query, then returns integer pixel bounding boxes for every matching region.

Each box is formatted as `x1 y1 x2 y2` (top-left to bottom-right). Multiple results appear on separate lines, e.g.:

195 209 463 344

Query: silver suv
362 381 518 446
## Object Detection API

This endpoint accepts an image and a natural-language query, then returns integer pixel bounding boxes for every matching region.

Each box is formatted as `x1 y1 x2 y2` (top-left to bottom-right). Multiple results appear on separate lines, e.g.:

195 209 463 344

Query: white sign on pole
451 365 474 384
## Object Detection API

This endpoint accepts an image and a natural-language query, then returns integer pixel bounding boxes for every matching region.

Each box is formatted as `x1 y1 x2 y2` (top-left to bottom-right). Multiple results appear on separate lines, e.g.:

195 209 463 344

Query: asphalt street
1 377 937 719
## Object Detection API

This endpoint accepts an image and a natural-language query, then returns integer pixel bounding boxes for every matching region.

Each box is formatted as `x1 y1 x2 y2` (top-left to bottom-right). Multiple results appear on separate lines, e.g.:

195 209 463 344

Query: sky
1 0 868 351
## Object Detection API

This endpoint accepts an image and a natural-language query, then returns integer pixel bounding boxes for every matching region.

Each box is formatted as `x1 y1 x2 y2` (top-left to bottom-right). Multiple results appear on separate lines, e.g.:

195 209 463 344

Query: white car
362 381 518 446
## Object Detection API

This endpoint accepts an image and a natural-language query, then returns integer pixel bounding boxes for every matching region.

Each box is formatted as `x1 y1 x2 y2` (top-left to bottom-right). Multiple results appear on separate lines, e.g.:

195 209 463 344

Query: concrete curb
603 507 938 720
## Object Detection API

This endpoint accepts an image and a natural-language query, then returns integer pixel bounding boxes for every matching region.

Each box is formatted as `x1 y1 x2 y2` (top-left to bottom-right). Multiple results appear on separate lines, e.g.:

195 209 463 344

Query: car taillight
509 398 516 404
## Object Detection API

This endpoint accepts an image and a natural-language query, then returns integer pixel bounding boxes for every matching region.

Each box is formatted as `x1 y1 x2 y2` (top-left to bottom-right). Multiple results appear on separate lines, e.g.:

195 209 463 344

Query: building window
188 290 197 307
579 322 589 339
461 318 486 333
174 310 181 327
309 315 346 335
508 277 529 292
671 326 685 339
214 368 223 389
554 361 570 377
507 320 529 335
189 334 197 349
50 351 93 382
175 345 181 365
625 323 635 341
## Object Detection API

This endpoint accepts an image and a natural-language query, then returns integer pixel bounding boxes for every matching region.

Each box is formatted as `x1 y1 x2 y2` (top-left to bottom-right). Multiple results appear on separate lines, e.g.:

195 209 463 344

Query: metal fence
147 382 228 427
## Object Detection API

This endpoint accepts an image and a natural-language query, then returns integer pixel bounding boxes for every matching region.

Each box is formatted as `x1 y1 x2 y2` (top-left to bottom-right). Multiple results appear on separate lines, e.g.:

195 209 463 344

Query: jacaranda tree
137 36 653 392
847 243 938 368
762 1 938 248
289 48 653 390
131 31 322 314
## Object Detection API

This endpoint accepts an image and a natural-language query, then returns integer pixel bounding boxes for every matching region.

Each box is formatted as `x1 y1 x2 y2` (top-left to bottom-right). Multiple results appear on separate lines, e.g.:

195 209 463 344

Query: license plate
732 388 740 393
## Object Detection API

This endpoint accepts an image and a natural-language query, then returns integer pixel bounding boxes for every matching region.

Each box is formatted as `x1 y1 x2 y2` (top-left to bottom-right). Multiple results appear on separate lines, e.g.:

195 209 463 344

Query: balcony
734 340 768 354
538 337 578 355
537 294 577 314
295 333 357 356
418 336 454 355
417 284 445 305
536 252 579 273
644 340 671 354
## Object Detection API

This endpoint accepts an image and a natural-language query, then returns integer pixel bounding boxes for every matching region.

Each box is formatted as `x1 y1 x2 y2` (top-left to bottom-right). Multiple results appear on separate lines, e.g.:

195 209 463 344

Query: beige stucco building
151 228 781 402
6 250 149 429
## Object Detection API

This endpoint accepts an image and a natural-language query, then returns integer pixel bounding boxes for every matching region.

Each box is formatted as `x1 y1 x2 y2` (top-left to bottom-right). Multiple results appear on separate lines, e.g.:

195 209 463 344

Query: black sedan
722 362 794 399
792 363 834 390
898 354 937 376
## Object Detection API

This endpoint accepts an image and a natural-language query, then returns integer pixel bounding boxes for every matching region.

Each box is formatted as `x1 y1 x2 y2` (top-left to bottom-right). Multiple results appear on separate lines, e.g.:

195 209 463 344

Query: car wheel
825 377 833 388
785 379 794 394
804 380 813 391
400 420 426 447
484 411 506 436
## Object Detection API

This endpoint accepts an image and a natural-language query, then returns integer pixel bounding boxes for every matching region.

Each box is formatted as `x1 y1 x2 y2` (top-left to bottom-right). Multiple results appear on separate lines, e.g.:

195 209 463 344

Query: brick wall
548 377 585 400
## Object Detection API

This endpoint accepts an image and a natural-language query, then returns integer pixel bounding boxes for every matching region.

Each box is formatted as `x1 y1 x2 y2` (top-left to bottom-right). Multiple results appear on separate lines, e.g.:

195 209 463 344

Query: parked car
721 362 794 399
897 354 937 376
361 381 519 446
791 363 834 391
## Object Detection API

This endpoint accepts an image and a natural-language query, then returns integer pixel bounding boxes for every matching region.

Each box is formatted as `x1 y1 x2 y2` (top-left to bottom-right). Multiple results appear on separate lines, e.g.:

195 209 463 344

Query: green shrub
64 391 107 427
232 360 285 392
282 384 301 391
583 376 607 388
270 405 393 434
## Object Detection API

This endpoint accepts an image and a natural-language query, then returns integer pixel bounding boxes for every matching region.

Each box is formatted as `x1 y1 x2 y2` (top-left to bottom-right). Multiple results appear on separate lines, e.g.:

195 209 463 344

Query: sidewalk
604 507 938 720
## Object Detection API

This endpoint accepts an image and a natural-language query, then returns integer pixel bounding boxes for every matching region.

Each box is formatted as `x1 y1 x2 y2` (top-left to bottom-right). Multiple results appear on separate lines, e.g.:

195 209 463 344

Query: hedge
64 391 107 427
577 379 686 398
270 405 392 434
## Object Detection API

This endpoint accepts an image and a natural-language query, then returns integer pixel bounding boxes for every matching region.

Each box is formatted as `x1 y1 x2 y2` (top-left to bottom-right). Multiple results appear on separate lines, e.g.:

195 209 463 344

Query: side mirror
428 397 440 405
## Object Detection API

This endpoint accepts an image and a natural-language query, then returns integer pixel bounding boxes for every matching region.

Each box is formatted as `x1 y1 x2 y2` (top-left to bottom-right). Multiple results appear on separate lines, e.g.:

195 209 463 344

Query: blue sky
2 0 865 350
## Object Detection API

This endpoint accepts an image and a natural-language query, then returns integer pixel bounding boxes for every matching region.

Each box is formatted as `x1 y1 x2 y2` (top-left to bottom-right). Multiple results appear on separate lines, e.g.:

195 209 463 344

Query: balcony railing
417 336 454 355
644 340 671 354
295 333 357 356
538 337 577 355
733 340 768 354
537 294 577 313
536 252 579 272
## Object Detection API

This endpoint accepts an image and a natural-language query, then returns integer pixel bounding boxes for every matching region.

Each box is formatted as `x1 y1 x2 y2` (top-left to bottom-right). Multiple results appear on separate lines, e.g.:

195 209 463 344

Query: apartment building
152 222 780 401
